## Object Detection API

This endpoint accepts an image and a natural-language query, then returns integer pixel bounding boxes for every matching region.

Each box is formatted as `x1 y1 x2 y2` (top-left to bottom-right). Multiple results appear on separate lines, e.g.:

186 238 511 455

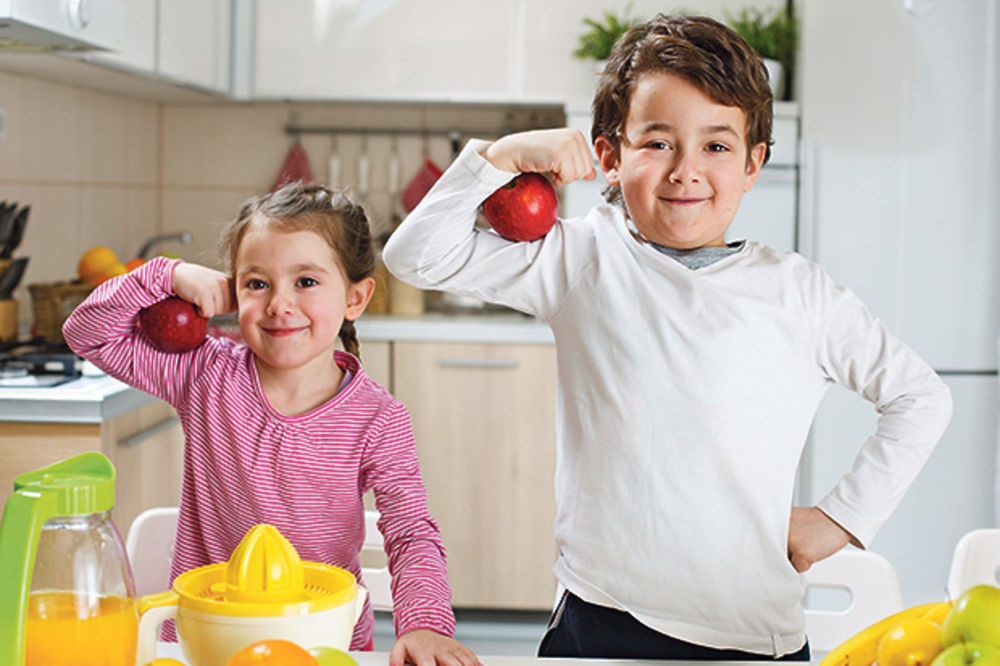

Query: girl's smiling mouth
262 326 307 337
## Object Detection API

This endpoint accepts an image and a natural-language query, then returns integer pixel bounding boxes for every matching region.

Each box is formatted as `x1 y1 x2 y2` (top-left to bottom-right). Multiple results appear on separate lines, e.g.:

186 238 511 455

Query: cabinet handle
119 416 180 449
435 358 518 369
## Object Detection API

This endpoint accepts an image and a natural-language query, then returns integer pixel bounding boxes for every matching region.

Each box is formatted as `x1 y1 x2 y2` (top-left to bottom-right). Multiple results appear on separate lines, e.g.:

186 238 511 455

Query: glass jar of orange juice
25 511 138 666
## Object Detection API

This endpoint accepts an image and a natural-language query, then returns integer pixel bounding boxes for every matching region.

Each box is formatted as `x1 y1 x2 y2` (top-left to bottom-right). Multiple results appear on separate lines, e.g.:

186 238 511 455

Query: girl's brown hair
591 14 774 203
222 182 375 359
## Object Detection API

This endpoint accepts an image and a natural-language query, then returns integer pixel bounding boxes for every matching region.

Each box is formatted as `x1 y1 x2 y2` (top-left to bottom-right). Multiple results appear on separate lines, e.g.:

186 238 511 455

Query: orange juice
25 591 137 666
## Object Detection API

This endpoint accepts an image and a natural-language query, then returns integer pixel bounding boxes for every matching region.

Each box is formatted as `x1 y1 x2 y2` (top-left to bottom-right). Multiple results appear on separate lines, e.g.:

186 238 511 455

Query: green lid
13 452 116 515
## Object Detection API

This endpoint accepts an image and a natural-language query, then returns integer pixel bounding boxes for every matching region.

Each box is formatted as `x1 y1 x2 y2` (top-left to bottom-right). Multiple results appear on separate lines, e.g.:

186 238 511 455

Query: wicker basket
28 281 95 343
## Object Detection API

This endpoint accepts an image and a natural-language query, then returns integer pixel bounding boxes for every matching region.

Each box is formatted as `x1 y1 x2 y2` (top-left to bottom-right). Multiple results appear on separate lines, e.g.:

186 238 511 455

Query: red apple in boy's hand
482 172 558 242
138 297 208 353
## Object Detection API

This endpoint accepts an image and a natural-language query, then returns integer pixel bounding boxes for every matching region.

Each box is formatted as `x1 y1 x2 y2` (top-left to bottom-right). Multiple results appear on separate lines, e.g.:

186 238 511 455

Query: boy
383 14 951 660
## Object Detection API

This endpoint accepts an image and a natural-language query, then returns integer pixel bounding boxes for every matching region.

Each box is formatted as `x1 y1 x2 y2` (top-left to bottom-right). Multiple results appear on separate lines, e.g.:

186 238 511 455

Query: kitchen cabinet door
158 0 231 93
253 0 515 101
392 341 558 610
85 0 156 74
0 400 184 533
359 340 391 392
801 375 996 606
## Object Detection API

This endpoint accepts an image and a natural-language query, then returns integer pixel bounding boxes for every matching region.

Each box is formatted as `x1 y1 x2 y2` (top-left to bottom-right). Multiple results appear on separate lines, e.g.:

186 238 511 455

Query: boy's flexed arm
383 129 596 317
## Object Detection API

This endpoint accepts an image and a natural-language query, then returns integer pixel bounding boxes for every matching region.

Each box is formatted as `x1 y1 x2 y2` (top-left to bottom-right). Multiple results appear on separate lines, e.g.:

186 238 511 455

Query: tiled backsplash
0 68 564 332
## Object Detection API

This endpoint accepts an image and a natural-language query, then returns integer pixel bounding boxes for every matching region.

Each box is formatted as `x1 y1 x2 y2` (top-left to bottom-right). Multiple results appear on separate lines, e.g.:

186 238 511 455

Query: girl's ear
594 135 621 186
344 276 376 321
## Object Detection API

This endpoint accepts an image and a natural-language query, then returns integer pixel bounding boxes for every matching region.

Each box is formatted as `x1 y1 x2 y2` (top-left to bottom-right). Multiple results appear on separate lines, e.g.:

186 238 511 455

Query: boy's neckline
624 218 746 270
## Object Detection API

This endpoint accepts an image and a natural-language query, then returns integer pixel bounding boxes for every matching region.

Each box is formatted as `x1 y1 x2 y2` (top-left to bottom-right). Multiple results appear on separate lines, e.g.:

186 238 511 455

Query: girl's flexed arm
62 257 234 407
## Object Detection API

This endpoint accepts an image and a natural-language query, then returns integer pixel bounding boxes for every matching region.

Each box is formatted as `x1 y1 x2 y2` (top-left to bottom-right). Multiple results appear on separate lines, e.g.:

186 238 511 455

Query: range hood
0 0 123 52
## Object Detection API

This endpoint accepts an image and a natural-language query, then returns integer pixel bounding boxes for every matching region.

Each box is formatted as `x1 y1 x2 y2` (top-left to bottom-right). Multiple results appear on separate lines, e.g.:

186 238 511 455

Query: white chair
362 509 393 611
126 506 180 596
804 549 903 654
946 528 1000 599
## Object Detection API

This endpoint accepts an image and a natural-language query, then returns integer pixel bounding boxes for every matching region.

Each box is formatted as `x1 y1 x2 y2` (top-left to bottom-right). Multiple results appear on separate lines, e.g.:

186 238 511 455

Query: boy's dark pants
538 592 811 661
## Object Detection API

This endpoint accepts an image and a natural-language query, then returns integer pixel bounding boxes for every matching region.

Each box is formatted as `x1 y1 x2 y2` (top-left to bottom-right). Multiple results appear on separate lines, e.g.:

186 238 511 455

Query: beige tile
77 187 149 263
161 105 288 189
0 72 25 184
77 88 129 183
122 99 160 186
18 79 81 183
160 188 257 270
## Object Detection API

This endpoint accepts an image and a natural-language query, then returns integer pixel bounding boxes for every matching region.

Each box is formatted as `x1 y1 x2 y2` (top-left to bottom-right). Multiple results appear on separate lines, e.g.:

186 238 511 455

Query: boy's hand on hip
482 128 597 186
787 506 852 572
171 262 235 319
389 629 482 666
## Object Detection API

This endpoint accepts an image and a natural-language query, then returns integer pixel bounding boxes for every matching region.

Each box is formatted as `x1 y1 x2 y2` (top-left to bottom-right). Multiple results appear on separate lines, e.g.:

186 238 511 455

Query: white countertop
0 374 155 424
0 315 552 424
156 643 785 666
356 314 554 345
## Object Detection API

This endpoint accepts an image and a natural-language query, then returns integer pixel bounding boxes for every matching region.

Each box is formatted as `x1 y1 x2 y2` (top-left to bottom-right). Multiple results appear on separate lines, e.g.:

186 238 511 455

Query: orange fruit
226 639 319 666
878 617 944 666
78 246 121 284
126 257 145 271
146 660 186 666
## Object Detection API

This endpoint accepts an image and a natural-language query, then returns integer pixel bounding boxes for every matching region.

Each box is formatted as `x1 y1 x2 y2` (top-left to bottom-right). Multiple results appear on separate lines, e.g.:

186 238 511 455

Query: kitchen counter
356 314 554 345
0 374 155 424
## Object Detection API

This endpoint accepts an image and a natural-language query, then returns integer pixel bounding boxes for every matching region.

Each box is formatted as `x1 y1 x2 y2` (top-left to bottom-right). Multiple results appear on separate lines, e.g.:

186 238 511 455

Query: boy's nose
668 151 702 184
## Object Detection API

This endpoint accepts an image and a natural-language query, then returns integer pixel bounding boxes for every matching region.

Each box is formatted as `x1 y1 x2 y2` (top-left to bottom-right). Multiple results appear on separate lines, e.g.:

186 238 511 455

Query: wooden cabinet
0 400 184 533
390 341 558 610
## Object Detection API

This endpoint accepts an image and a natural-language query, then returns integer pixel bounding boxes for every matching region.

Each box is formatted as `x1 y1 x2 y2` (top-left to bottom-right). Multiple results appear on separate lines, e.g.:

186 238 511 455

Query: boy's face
595 71 767 249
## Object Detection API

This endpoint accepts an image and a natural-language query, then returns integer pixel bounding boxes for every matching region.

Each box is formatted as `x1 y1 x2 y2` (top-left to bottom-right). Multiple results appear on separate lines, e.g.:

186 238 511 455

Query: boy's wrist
480 141 516 173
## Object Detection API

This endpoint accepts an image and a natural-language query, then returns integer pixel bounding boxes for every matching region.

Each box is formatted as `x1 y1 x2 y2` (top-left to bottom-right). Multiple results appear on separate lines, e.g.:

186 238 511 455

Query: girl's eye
246 278 268 290
296 277 318 288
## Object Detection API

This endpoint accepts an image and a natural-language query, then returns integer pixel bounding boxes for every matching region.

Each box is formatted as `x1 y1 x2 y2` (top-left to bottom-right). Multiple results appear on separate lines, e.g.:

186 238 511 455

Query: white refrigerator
796 0 1000 606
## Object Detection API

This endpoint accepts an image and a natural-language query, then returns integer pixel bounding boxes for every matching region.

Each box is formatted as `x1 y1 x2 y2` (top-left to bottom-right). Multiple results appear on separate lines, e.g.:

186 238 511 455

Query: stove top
0 339 83 388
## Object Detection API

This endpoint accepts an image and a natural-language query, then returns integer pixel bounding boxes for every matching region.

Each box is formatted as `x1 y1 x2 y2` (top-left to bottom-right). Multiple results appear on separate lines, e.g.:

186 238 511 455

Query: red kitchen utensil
401 157 443 212
271 141 314 192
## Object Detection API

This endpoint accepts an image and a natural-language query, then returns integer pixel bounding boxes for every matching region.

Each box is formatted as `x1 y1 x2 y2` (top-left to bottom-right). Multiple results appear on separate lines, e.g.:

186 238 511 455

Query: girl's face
234 224 372 374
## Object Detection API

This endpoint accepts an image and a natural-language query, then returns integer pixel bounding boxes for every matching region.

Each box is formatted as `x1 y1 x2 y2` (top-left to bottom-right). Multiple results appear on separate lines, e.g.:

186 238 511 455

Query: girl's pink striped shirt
62 257 456 648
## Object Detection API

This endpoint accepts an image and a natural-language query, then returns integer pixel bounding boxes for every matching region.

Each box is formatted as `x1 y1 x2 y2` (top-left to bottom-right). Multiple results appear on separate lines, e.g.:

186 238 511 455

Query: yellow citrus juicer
137 523 368 666
0 452 137 666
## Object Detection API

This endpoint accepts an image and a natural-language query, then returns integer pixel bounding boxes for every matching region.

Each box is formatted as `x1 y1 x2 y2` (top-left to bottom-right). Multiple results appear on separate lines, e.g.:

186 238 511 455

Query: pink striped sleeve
362 400 457 638
62 256 222 409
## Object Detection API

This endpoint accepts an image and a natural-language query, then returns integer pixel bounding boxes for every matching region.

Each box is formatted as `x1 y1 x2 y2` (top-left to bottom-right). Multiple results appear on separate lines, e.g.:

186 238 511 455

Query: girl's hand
388 629 481 666
170 262 234 319
787 506 853 572
481 128 597 186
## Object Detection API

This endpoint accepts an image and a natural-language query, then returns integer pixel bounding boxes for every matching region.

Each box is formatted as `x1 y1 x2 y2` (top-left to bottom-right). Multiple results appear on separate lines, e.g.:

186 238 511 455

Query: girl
63 183 479 666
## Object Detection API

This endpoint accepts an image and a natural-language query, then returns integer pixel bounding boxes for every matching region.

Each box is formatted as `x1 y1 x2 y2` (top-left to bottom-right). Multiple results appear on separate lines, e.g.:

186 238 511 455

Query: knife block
0 298 16 342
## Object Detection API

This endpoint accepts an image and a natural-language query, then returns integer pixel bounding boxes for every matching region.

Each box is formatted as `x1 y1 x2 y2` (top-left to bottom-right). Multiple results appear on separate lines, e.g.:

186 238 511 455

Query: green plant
725 6 799 76
573 6 640 61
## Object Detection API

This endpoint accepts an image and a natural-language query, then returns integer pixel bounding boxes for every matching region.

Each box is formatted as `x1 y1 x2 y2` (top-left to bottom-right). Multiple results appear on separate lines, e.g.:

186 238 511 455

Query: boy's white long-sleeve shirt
383 141 952 656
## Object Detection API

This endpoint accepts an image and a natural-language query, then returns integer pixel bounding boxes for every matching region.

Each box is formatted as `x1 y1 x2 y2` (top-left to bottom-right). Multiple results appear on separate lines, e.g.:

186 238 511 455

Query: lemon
309 646 357 666
878 617 944 666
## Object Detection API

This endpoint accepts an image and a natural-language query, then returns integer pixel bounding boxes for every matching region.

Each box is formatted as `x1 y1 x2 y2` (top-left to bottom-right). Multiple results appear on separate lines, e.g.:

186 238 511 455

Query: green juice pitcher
0 452 138 666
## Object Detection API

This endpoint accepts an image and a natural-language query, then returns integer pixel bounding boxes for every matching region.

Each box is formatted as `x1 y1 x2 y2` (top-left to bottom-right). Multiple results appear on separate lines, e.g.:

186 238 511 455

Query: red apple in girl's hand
138 297 208 353
482 172 559 242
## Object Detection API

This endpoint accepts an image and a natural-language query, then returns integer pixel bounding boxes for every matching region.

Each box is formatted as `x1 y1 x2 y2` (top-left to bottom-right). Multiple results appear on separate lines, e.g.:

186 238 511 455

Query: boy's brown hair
592 14 774 202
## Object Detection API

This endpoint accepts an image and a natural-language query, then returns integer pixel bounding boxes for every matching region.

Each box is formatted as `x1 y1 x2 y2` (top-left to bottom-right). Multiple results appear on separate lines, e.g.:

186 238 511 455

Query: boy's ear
594 135 621 186
345 276 376 321
743 143 768 192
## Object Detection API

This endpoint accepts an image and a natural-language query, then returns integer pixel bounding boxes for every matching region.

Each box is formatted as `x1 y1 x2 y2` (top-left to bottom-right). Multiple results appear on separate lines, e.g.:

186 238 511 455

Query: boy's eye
296 276 318 288
706 142 730 153
646 140 671 150
246 278 268 290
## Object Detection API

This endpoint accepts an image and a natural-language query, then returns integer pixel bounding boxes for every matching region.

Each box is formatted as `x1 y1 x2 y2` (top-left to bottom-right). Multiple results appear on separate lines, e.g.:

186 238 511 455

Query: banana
920 600 953 626
819 601 949 666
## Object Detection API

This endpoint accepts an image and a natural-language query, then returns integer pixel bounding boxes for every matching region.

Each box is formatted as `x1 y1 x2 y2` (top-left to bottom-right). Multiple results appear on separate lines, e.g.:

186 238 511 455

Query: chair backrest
804 549 903 653
362 509 393 612
947 528 1000 599
126 506 179 596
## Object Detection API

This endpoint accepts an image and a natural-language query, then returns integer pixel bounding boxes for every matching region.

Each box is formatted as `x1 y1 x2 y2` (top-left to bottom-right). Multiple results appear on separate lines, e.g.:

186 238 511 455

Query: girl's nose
265 288 295 316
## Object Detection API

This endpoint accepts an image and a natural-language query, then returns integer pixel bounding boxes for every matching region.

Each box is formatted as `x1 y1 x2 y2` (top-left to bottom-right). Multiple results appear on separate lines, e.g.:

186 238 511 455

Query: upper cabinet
83 0 231 95
252 0 516 102
158 0 231 92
